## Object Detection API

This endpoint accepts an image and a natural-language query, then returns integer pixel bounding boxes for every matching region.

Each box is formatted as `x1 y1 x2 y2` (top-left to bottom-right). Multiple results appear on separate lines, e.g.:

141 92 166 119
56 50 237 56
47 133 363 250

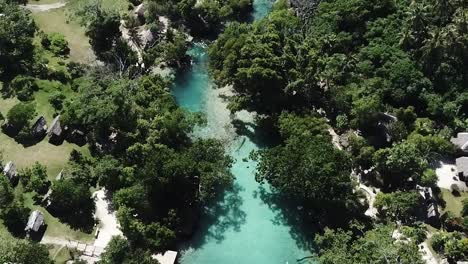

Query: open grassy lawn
0 133 89 181
22 193 95 242
47 244 74 264
441 188 468 217
32 8 94 63
0 83 89 181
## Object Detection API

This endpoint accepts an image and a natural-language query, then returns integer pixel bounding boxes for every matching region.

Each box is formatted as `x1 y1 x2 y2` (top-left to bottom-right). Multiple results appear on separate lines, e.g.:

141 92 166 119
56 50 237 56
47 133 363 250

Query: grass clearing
22 193 95 242
32 7 94 63
47 244 73 264
441 188 468 217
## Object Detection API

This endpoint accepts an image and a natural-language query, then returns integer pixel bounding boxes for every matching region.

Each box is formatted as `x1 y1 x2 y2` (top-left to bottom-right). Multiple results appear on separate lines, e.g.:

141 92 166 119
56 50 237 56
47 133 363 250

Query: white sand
24 2 66 12
435 161 468 191
93 189 123 248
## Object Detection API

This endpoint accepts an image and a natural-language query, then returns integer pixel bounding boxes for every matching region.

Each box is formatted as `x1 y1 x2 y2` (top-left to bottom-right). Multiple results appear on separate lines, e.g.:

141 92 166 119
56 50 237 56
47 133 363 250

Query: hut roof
139 28 154 47
25 210 44 232
134 3 145 16
456 157 468 176
427 203 438 218
47 115 62 137
152 250 178 264
3 161 17 180
451 133 468 152
32 116 47 135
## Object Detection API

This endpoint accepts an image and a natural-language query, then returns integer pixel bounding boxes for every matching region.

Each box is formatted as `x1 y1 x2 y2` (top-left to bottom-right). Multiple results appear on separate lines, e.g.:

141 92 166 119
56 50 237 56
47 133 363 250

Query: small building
3 161 17 181
25 210 45 233
417 185 440 226
456 157 468 181
47 115 63 144
152 250 178 264
139 28 154 47
68 129 86 146
31 116 47 137
134 3 145 18
451 132 468 153
55 169 63 181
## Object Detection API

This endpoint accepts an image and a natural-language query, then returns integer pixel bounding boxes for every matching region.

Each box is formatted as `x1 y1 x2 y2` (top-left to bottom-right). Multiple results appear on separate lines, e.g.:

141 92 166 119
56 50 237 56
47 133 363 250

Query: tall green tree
0 1 36 78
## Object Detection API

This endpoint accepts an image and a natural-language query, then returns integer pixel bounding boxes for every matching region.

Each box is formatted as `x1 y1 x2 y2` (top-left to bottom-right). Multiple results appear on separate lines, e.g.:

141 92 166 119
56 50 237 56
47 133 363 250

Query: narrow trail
24 2 66 12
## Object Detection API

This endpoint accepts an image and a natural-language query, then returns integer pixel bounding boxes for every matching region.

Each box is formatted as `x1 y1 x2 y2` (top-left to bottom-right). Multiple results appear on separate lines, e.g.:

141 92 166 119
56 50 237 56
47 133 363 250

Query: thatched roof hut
47 115 62 138
31 116 47 136
25 210 45 233
3 161 17 181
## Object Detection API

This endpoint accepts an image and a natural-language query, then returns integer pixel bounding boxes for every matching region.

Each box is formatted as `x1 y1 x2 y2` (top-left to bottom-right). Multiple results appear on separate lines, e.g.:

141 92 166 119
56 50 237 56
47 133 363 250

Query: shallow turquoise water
172 1 312 263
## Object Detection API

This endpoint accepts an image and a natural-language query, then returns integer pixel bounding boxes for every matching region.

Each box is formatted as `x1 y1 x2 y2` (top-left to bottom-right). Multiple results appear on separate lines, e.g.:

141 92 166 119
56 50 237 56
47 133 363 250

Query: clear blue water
172 1 313 263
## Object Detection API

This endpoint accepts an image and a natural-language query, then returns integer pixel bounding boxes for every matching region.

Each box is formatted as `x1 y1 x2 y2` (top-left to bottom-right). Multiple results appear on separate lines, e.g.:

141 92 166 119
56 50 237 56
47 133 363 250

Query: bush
10 75 38 101
67 62 85 79
41 32 70 56
19 162 50 195
6 102 36 130
48 91 66 111
420 169 438 187
1 202 30 237
462 198 468 217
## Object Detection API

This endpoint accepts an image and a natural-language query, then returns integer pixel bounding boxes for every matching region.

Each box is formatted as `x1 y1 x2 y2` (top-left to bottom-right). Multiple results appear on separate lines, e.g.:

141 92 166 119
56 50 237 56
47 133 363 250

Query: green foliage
420 168 438 187
100 236 156 264
147 0 252 34
431 232 468 261
209 8 310 114
374 191 423 223
10 75 38 101
254 114 352 205
19 162 50 195
373 141 427 188
77 3 137 69
40 32 70 56
61 74 233 247
315 225 424 264
1 201 30 237
400 224 427 244
6 102 36 130
0 175 14 209
162 30 189 67
462 198 468 217
0 232 52 264
0 1 36 78
48 91 66 111
49 178 95 230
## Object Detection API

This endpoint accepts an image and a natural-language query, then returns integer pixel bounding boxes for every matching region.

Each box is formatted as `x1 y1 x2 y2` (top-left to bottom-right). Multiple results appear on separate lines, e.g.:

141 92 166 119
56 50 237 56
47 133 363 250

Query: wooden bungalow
31 116 47 137
25 210 45 233
3 161 18 182
47 115 63 144
451 132 468 153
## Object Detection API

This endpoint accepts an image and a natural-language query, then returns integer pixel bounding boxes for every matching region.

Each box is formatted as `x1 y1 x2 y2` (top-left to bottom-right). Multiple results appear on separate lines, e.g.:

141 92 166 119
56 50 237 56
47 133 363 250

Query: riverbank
172 1 313 260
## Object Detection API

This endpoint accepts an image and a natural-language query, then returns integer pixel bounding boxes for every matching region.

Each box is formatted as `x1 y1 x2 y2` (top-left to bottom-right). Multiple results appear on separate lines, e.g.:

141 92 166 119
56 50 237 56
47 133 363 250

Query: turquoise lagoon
173 1 313 263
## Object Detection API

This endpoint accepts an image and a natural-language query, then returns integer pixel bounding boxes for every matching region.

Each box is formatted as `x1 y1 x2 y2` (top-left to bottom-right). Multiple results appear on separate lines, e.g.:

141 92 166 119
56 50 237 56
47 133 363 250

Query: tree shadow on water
253 185 317 251
179 183 247 251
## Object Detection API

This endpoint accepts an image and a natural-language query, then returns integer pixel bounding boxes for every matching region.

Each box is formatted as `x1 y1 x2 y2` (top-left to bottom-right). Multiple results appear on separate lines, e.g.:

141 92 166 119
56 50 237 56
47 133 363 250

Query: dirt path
93 189 123 248
24 2 66 12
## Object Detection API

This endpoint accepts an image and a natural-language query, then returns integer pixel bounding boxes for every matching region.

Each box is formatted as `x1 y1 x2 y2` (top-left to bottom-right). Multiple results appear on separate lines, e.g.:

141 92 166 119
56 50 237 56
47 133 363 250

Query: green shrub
10 75 37 101
6 102 36 129
49 91 66 111
41 32 70 56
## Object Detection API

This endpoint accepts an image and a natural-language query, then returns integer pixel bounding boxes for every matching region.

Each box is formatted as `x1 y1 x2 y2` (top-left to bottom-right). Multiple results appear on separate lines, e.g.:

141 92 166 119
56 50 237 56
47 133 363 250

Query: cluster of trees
0 232 52 264
209 0 467 262
146 0 252 35
253 113 363 225
431 231 468 261
314 225 425 264
57 73 233 250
